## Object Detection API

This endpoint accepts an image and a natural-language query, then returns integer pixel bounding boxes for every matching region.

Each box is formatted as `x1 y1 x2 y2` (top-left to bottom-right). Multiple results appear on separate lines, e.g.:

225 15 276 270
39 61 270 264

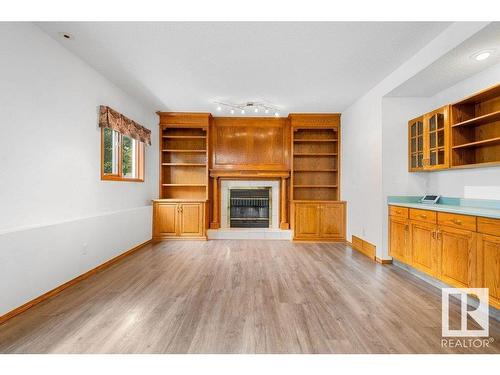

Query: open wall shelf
450 84 500 168
291 127 339 201
160 126 208 199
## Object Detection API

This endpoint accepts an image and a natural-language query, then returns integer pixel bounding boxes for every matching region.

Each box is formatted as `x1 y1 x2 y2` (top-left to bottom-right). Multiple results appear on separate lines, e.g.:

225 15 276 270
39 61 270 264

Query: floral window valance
99 105 151 145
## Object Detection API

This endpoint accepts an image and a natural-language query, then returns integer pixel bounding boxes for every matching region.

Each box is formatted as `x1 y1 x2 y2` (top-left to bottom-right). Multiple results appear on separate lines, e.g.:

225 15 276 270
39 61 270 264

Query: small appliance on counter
419 194 440 204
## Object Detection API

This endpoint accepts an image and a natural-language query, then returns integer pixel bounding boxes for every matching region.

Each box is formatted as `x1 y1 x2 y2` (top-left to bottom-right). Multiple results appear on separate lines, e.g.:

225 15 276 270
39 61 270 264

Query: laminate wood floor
0 240 499 353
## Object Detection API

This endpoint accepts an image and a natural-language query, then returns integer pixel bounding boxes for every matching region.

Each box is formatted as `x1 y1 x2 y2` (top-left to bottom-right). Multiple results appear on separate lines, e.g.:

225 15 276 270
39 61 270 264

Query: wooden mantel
209 169 290 230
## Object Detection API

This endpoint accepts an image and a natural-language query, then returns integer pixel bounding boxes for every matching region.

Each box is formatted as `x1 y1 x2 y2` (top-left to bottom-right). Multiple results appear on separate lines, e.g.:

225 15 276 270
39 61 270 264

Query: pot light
265 109 269 114
274 112 279 117
471 50 494 61
254 108 259 113
216 105 222 111
241 109 245 114
58 32 73 40
230 109 235 114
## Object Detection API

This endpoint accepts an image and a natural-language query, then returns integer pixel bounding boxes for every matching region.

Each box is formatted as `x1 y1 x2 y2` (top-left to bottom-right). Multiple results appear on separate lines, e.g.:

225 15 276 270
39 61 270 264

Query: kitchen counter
387 196 500 219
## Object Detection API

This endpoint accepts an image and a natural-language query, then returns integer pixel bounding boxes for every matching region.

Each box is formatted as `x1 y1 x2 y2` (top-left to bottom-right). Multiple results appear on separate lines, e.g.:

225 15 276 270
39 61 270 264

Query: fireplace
229 188 270 228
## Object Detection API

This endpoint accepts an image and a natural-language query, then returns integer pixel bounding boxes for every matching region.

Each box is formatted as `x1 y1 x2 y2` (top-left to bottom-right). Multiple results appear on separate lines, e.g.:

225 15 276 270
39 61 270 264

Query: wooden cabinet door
154 203 178 238
438 226 476 288
477 234 500 309
408 117 424 172
294 203 320 239
178 203 204 237
423 105 450 170
389 217 410 262
319 203 345 239
410 221 438 276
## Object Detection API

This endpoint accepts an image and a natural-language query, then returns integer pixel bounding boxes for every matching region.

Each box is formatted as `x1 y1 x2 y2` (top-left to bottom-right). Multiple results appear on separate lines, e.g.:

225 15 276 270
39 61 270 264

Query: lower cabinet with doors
293 201 346 241
388 205 500 309
153 200 207 240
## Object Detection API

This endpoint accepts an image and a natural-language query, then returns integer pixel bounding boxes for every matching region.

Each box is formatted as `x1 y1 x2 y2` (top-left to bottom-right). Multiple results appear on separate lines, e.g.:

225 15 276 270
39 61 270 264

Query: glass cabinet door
408 117 424 171
424 106 449 170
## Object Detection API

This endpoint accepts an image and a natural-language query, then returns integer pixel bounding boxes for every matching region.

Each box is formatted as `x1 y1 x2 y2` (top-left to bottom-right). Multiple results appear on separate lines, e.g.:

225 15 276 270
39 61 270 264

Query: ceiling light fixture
214 101 281 116
274 112 279 117
471 49 495 61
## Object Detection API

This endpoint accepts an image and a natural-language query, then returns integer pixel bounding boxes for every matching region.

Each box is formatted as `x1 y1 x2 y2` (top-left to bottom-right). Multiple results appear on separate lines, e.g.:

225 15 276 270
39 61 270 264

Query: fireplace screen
229 188 270 228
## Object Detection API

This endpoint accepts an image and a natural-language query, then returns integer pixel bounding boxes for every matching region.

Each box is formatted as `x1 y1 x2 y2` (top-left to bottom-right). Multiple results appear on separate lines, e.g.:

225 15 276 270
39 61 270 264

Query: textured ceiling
38 22 451 113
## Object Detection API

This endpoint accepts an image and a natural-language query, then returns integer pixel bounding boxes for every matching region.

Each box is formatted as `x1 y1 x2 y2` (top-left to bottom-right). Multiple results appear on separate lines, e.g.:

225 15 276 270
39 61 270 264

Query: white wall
0 23 158 316
341 22 489 258
380 97 431 255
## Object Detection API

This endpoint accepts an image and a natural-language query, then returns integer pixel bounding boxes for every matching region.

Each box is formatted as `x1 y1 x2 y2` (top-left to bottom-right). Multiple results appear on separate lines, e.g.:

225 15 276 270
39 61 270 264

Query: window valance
99 105 151 145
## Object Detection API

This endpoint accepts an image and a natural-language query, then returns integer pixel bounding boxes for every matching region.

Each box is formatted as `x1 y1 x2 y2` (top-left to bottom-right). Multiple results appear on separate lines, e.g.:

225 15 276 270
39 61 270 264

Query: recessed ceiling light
216 106 222 111
471 50 494 61
274 112 279 117
254 108 259 113
265 109 269 114
58 32 73 40
230 109 235 114
241 109 245 114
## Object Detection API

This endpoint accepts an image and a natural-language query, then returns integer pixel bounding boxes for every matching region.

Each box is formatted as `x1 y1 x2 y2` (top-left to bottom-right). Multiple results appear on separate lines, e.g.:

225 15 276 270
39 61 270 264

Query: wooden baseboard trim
0 239 152 326
376 257 393 265
351 235 376 261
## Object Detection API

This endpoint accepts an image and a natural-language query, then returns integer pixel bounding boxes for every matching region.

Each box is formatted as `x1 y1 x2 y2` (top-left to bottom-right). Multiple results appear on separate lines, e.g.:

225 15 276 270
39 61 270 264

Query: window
101 128 144 182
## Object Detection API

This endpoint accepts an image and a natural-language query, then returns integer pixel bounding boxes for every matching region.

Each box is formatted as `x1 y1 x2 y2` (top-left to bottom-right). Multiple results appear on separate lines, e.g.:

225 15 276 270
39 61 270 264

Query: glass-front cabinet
408 116 424 171
408 105 450 172
424 105 449 170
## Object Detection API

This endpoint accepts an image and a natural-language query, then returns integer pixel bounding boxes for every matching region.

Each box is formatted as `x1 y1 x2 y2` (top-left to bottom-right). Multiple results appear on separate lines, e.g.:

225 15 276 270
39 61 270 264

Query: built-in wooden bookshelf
160 126 208 200
451 83 500 168
291 122 340 201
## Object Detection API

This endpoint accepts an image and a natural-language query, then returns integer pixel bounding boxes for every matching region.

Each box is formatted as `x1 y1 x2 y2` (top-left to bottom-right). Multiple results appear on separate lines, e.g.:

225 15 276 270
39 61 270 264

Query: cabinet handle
405 225 409 231
419 214 427 219
432 231 435 239
452 219 462 225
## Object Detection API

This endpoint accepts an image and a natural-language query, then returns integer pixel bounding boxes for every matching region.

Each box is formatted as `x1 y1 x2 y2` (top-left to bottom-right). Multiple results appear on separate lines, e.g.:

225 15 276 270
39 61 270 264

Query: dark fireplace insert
229 188 270 228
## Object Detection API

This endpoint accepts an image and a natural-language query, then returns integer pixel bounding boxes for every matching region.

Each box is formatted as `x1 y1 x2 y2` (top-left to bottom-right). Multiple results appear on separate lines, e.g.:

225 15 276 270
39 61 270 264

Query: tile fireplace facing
220 180 280 229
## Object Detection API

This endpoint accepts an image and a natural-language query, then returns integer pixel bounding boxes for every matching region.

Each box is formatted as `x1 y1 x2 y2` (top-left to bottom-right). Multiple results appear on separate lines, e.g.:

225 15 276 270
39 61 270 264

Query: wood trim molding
376 257 393 265
0 239 152 326
351 235 377 261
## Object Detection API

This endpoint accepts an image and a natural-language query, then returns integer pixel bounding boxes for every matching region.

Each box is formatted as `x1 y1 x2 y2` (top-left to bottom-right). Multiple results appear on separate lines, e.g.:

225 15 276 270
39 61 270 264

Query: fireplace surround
220 180 280 229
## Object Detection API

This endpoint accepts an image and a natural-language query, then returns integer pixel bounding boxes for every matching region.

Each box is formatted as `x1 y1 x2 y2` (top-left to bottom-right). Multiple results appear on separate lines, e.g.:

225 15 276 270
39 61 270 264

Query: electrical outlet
82 243 88 255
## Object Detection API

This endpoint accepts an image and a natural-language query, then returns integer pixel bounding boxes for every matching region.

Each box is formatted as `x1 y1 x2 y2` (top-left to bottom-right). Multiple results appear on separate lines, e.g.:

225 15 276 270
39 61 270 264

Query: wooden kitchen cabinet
153 200 206 240
410 220 439 277
423 106 450 170
477 233 500 309
293 201 346 241
438 226 476 289
389 216 410 263
408 106 450 172
388 204 500 309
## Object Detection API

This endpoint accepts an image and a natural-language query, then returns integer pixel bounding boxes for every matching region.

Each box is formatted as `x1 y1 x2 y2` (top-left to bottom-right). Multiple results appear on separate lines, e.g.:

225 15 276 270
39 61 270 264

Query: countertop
387 196 500 219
